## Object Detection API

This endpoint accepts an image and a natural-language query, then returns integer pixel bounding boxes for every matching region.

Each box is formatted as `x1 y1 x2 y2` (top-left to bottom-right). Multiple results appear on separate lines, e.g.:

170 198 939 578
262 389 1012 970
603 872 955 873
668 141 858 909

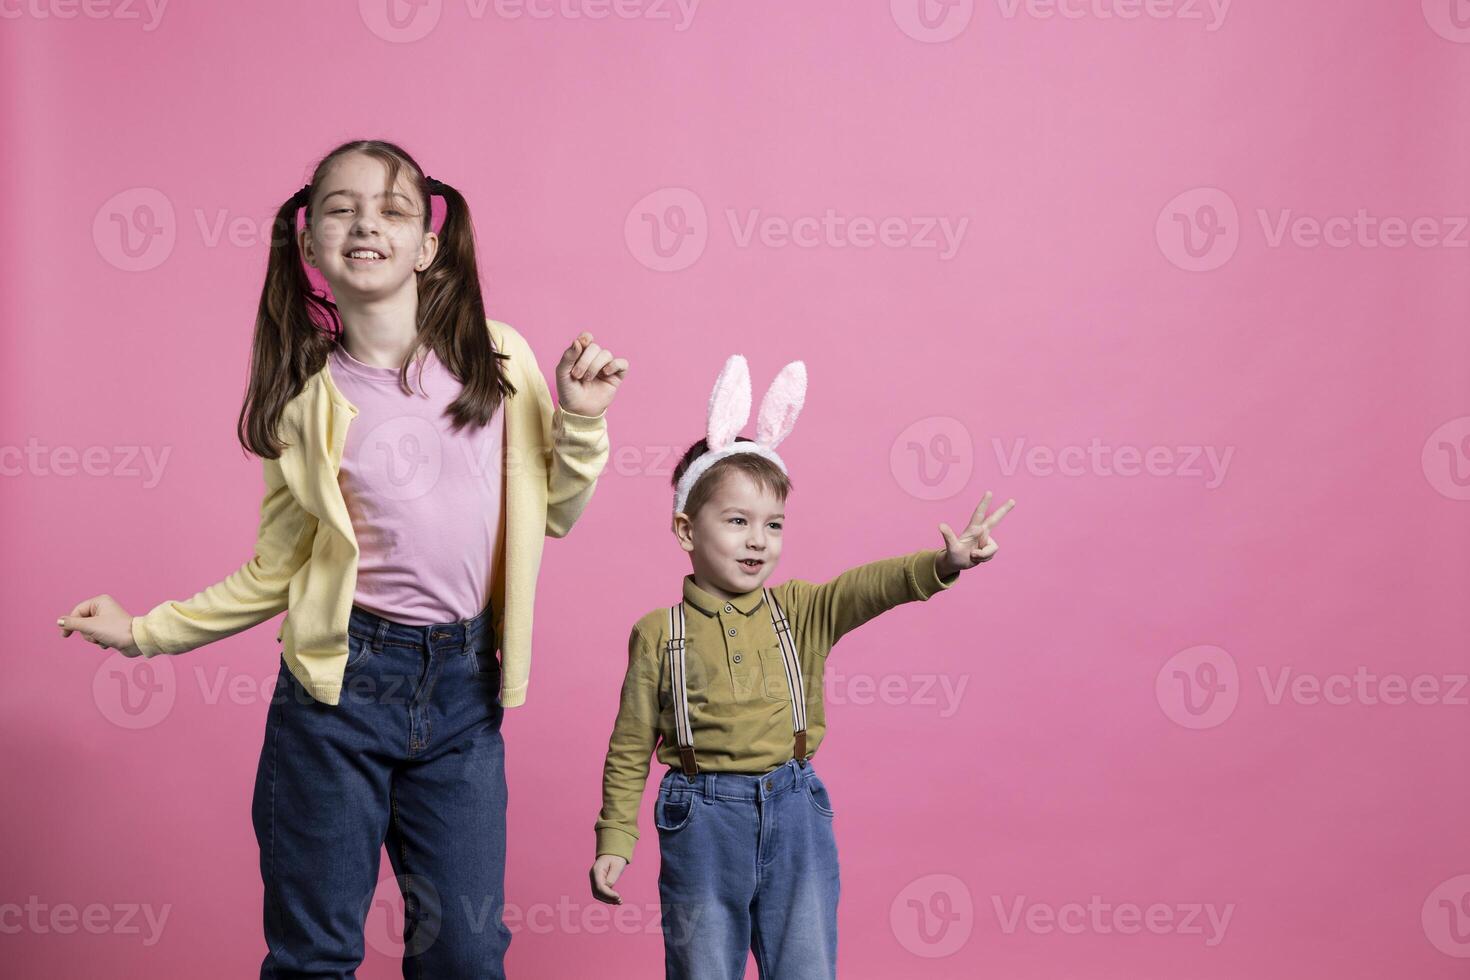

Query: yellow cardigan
128 319 609 707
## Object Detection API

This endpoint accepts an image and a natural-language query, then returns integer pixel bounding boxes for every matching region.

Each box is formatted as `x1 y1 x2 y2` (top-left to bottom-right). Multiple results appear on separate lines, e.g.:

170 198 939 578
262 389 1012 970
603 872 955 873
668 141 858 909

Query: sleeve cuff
910 549 959 600
130 614 163 658
595 827 638 864
557 406 607 428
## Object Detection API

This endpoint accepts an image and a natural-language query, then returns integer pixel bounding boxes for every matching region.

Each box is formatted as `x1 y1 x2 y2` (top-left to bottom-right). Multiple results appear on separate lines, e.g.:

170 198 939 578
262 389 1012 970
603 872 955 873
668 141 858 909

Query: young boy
587 355 1014 979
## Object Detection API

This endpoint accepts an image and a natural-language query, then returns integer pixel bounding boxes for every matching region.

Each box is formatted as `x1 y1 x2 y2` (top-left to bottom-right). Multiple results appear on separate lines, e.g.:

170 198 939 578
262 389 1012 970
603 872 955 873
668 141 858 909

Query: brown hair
671 437 792 520
238 138 516 458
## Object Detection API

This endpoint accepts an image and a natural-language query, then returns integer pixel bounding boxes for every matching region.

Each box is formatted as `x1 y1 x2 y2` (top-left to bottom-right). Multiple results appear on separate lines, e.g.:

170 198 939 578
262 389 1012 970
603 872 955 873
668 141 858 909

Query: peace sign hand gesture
937 491 1016 577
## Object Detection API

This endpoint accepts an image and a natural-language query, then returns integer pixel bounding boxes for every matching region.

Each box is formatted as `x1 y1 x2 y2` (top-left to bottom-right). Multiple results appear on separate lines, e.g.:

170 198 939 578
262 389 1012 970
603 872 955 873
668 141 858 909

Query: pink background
4 1 1468 977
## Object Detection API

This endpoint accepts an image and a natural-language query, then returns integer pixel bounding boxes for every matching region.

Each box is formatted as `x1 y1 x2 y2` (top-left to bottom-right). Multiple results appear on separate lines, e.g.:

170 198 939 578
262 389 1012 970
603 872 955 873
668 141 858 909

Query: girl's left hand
556 331 629 418
938 490 1016 575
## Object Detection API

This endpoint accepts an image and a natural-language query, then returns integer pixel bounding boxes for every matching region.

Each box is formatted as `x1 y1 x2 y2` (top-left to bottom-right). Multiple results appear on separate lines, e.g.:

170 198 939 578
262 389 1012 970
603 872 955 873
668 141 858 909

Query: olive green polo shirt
595 547 959 863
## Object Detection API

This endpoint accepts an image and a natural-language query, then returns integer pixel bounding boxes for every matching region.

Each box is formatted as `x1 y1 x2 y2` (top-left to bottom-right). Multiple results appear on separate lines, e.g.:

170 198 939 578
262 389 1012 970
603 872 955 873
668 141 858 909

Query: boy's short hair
671 436 792 521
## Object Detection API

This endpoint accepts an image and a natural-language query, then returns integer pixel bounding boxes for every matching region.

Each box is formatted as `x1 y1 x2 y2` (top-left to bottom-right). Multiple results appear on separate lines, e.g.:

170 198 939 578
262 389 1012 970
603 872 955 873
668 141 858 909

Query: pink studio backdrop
3 2 1467 978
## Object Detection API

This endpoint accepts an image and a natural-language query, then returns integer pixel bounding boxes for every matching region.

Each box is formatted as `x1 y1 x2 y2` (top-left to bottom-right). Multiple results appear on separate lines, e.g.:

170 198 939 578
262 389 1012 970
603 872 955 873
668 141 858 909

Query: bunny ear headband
672 354 807 516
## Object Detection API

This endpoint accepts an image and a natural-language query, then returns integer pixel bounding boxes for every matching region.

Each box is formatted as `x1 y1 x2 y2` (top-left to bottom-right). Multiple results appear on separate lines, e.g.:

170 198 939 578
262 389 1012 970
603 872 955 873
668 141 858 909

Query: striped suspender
666 601 698 778
665 590 808 779
764 587 810 765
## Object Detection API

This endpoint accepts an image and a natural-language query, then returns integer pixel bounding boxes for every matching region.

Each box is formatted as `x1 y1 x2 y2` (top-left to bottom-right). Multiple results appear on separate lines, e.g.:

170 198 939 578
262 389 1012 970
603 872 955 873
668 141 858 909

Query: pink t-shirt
327 341 505 626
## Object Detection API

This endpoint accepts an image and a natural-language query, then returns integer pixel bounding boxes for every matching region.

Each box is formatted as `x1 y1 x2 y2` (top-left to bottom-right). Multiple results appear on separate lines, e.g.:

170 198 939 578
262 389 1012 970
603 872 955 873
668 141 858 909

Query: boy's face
674 469 785 600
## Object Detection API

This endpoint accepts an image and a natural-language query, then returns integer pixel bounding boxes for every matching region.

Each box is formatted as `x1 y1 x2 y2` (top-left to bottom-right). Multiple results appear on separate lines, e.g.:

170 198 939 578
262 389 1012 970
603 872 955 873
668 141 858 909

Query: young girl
57 139 628 978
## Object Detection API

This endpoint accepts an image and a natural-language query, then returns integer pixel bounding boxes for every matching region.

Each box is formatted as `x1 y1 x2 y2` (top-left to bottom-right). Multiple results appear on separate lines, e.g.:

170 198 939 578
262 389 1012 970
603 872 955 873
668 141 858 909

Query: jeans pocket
805 774 835 818
470 645 500 677
343 630 373 674
654 786 696 833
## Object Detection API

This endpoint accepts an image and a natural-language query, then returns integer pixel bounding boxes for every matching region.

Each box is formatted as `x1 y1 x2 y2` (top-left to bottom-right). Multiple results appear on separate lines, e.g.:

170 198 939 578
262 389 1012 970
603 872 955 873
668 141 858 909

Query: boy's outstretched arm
590 622 662 905
789 491 1016 652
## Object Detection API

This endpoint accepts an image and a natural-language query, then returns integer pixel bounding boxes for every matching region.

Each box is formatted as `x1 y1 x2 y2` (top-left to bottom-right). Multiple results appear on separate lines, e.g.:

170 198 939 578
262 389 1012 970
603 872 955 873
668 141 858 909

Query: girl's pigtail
237 184 338 458
417 176 516 432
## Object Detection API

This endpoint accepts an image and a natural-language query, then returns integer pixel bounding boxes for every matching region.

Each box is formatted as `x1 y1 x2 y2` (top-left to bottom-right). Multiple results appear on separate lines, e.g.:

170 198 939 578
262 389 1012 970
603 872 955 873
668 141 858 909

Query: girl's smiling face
676 468 786 600
298 151 436 301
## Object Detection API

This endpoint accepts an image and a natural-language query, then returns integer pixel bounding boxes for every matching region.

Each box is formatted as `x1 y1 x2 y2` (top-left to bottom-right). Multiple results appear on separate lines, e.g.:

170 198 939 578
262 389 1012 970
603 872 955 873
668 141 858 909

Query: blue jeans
655 758 841 980
252 600 511 979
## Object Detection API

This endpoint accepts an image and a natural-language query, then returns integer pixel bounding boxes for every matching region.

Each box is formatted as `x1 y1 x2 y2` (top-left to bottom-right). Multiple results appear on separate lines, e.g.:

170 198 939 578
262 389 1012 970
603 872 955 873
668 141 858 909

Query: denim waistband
666 758 815 802
347 599 495 652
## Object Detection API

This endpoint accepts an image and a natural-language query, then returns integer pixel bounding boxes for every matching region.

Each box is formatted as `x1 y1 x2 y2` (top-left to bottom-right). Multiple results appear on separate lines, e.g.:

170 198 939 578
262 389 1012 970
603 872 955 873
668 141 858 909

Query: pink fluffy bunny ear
755 360 806 450
706 354 752 451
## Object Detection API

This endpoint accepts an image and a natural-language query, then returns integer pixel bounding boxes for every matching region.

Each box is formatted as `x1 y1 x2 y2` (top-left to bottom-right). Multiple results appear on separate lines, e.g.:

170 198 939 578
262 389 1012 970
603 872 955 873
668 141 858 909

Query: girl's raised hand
57 594 142 657
556 331 629 419
938 491 1016 574
589 854 628 906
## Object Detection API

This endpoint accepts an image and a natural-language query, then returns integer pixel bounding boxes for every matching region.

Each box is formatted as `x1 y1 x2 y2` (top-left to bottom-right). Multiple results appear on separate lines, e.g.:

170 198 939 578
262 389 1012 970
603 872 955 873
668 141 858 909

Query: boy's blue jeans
251 601 511 979
655 758 841 979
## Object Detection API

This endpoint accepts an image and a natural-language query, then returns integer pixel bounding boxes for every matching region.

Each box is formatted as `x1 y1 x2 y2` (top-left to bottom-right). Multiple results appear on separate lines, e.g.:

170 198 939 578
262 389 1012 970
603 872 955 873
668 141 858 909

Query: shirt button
724 603 733 612
727 628 737 636
733 654 742 663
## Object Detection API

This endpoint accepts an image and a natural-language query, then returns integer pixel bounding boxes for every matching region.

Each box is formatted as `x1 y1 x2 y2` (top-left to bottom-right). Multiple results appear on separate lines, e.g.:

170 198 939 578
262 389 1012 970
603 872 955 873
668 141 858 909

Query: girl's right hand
57 594 141 657
589 854 628 906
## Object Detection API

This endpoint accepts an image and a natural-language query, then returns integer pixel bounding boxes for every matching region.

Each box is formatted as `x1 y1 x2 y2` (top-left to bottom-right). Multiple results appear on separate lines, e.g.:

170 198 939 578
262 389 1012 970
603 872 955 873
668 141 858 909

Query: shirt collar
681 574 768 617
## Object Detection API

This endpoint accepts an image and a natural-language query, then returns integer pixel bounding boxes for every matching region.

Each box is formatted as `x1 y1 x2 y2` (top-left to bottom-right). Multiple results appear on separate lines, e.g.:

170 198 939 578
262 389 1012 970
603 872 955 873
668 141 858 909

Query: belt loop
372 618 388 654
700 772 714 802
